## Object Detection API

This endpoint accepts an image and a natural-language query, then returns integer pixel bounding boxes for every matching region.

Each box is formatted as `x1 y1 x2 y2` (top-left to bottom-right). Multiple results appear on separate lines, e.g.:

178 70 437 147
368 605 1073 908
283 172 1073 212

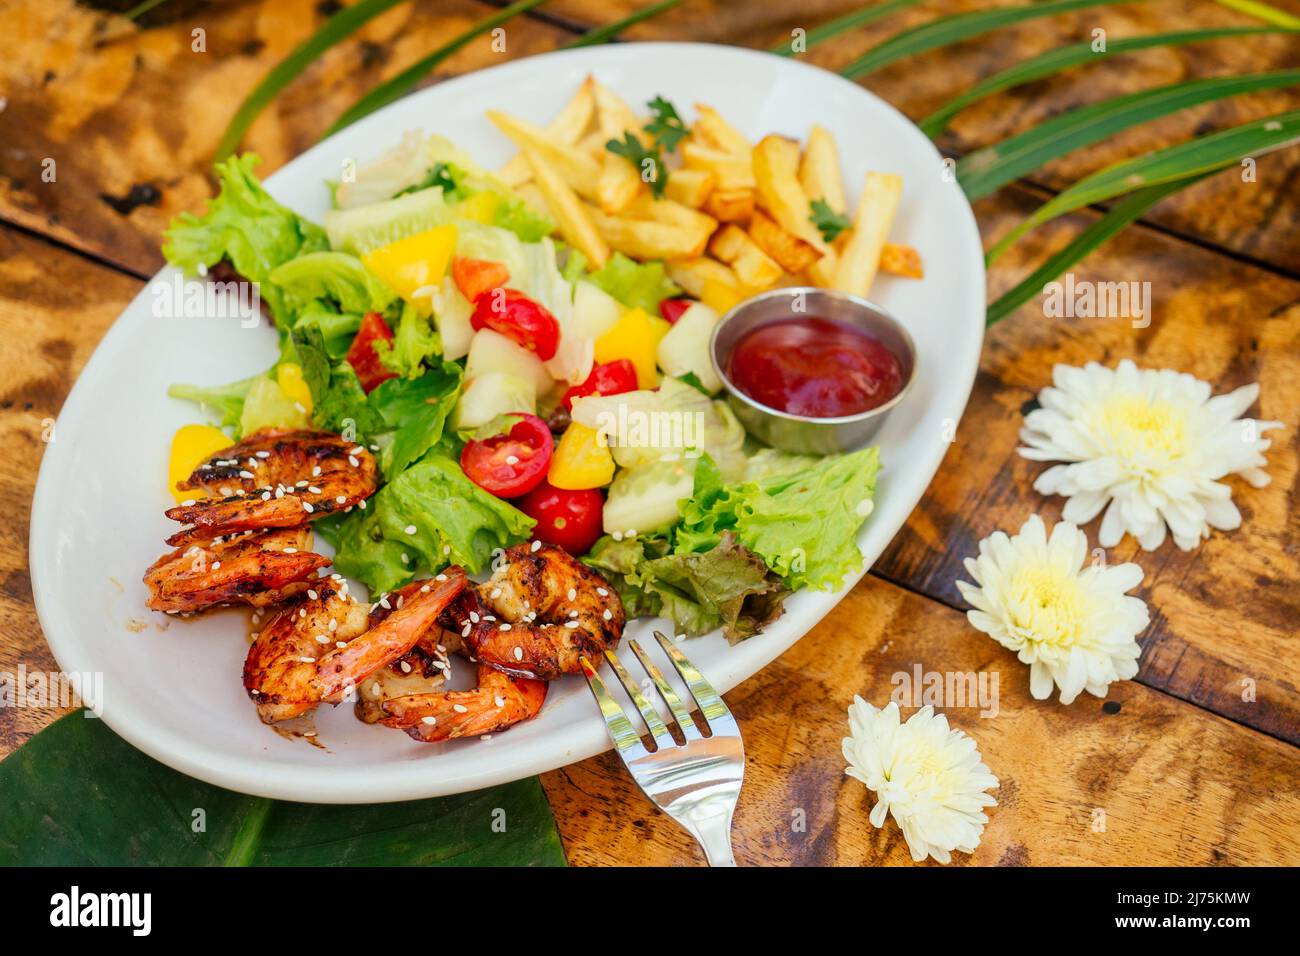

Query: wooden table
2 0 1297 866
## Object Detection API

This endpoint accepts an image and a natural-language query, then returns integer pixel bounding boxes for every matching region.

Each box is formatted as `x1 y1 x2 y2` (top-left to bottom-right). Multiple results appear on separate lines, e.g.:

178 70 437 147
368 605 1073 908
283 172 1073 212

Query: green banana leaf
769 0 927 55
567 0 687 47
840 0 1152 80
918 26 1289 137
984 172 1212 325
959 68 1300 200
986 107 1300 262
0 711 566 867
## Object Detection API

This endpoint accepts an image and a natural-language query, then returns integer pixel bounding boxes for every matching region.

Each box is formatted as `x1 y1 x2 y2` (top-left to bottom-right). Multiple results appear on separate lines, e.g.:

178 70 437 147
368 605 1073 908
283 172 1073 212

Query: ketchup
727 317 904 418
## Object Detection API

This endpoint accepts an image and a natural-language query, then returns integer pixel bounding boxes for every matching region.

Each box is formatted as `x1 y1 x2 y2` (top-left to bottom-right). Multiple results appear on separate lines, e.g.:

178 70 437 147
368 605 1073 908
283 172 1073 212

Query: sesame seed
569 610 579 618
461 623 472 638
261 491 271 501
567 588 577 601
297 656 315 663
530 540 541 552
400 553 410 564
494 696 505 708
336 495 347 504
351 446 365 456
359 500 367 509
337 641 347 649
284 547 298 554
442 545 450 556
329 619 338 631
565 620 580 629
420 584 430 593
603 609 613 621
505 455 519 465
302 501 314 513
180 499 196 507
490 588 502 599
379 596 391 609
597 587 608 597
500 623 512 632
257 450 270 459
296 480 308 488
453 704 469 714
435 573 447 582
469 611 480 623
308 486 322 494
422 716 437 725
612 531 623 542
315 635 329 644
308 589 318 600
348 455 359 467
514 646 523 660
239 470 254 479
404 524 417 535
480 734 493 741
400 661 412 674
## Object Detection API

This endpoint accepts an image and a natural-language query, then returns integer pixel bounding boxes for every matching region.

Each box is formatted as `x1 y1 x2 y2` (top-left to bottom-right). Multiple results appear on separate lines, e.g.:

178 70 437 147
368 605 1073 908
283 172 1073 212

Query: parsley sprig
606 131 668 197
810 198 852 243
645 95 689 152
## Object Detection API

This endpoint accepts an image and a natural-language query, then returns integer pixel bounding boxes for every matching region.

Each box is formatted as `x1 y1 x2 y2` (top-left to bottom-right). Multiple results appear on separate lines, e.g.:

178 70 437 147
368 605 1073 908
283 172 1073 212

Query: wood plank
876 180 1300 743
0 227 137 755
0 0 571 276
542 573 1300 866
535 0 1300 274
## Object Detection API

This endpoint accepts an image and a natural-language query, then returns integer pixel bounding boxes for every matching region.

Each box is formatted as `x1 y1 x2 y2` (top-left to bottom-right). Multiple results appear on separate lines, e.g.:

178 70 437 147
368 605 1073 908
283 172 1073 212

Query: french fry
681 140 755 191
598 152 644 214
832 172 903 297
625 193 717 236
488 111 601 200
664 168 715 208
747 209 822 274
753 133 834 283
589 207 710 261
578 130 608 160
666 257 741 299
523 146 609 269
514 181 552 220
702 187 755 223
591 79 642 139
798 124 846 216
708 224 783 290
499 79 596 186
880 242 924 279
692 104 752 159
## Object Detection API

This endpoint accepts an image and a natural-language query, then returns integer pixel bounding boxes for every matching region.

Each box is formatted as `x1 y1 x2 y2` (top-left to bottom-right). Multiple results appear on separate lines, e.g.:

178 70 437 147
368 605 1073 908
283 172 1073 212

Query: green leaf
1211 0 1300 28
0 711 565 866
841 0 1151 80
606 131 668 197
986 108 1300 262
984 172 1211 325
770 0 927 55
918 27 1288 138
959 69 1300 201
566 0 687 48
327 0 552 135
645 95 689 153
215 0 409 161
810 197 852 242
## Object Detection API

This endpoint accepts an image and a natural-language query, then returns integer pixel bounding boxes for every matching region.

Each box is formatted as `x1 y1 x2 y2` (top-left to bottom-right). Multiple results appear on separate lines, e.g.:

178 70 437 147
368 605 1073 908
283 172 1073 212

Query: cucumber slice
602 458 696 536
323 187 452 255
465 328 553 396
453 373 535 431
656 303 722 393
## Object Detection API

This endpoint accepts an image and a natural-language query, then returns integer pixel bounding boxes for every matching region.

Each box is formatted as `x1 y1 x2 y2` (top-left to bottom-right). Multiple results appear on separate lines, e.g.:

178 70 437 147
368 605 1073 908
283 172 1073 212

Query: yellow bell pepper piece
594 308 660 389
454 192 501 225
276 362 313 416
362 224 459 301
168 424 231 503
549 423 615 490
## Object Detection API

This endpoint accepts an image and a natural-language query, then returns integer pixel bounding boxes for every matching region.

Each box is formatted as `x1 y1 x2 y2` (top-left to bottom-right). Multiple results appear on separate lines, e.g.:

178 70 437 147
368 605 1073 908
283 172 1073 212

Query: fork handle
688 811 737 867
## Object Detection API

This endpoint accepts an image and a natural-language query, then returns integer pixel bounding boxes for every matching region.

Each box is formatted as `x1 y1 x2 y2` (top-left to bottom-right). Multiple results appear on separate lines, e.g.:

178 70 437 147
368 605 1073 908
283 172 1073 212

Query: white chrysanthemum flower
842 700 998 864
1018 360 1281 551
956 514 1149 704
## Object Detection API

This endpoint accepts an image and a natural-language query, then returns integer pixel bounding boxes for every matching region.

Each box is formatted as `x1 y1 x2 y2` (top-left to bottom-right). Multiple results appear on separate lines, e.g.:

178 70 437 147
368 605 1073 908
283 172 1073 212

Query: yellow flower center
1091 395 1188 465
1006 565 1087 647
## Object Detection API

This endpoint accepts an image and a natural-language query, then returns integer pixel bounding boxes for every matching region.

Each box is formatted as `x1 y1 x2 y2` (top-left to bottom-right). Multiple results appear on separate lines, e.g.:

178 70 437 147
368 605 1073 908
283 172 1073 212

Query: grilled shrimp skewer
143 527 329 614
452 543 625 681
360 581 547 742
243 569 466 723
165 428 377 546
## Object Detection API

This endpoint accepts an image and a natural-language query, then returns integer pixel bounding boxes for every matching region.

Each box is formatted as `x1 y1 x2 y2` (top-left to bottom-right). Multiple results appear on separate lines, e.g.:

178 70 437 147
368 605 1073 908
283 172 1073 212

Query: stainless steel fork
580 630 745 867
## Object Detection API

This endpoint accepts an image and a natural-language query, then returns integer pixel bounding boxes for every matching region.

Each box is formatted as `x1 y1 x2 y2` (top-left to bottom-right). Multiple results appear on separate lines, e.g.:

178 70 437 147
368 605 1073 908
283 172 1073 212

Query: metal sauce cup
709 287 917 455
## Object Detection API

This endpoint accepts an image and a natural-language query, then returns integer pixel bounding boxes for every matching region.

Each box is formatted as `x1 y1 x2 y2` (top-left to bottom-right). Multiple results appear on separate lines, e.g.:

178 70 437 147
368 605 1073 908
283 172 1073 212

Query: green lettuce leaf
330 454 534 593
378 302 442 378
585 252 680 312
166 375 259 431
269 250 397 315
163 154 328 322
584 531 788 643
367 361 463 476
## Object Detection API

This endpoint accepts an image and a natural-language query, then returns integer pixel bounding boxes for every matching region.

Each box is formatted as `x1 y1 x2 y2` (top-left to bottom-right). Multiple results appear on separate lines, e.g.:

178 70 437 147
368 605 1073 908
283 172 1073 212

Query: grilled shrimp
452 543 625 681
359 580 547 742
165 428 377 546
143 527 330 613
243 569 466 723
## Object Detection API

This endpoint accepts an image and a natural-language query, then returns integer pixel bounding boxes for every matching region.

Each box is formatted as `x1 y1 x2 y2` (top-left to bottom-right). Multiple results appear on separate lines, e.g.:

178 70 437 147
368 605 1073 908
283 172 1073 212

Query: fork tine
628 638 702 740
580 656 647 757
603 648 675 749
652 631 732 732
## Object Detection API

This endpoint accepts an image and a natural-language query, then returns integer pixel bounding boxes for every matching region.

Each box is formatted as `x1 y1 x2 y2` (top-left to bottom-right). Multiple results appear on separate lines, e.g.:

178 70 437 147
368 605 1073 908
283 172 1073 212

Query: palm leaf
986 108 1300 262
566 0 686 47
840 0 1153 80
1212 0 1300 28
327 0 552 136
0 711 566 866
770 0 927 55
919 26 1288 137
960 69 1300 200
215 0 410 161
984 173 1213 324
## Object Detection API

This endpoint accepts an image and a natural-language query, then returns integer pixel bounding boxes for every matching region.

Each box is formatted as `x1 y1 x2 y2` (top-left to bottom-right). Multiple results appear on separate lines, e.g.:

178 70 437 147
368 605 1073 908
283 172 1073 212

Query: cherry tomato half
346 312 397 393
460 413 553 499
517 481 604 556
560 358 639 412
452 257 510 304
659 298 695 324
470 288 560 361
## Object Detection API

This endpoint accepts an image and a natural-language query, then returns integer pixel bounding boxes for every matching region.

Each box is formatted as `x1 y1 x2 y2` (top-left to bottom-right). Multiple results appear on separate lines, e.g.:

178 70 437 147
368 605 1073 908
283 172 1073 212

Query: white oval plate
29 43 984 803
